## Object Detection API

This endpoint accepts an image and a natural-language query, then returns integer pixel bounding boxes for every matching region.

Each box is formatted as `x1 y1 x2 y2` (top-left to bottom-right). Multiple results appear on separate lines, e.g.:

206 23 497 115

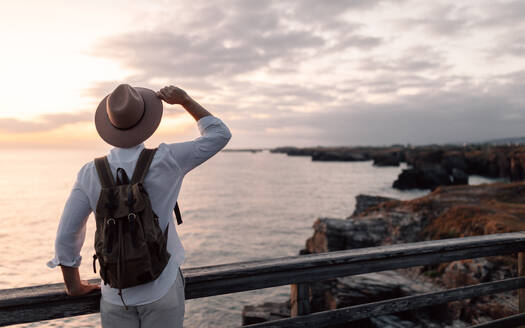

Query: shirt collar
107 143 145 162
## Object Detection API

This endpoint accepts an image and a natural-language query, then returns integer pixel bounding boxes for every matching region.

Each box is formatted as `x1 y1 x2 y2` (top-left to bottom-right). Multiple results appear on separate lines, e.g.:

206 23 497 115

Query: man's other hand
66 280 100 296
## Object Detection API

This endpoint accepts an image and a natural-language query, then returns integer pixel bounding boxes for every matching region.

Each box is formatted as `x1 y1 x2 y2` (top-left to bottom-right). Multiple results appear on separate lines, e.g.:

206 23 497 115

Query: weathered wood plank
186 232 525 284
0 279 100 327
0 294 100 327
186 237 525 298
1 232 525 326
244 277 525 328
470 312 525 328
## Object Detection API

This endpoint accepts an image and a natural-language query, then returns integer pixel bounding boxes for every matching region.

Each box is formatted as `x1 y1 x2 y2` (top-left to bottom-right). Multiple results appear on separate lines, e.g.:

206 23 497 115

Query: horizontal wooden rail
245 277 525 327
1 232 525 326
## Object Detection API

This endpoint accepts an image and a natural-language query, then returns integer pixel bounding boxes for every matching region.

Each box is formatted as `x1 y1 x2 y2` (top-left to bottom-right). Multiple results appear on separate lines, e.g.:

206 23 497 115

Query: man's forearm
60 265 99 296
60 265 82 293
181 95 212 121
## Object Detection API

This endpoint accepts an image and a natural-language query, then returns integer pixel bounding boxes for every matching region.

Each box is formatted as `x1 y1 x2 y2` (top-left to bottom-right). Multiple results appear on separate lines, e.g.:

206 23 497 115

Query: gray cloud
490 31 525 58
359 46 449 73
0 112 92 133
227 79 525 147
398 4 477 36
291 0 386 22
479 1 525 28
92 2 327 81
90 0 386 84
80 0 525 148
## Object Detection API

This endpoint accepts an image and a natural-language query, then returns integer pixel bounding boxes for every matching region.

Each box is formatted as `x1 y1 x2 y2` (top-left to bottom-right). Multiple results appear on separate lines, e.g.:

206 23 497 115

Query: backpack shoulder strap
174 202 183 225
131 147 183 225
131 148 158 184
94 156 115 188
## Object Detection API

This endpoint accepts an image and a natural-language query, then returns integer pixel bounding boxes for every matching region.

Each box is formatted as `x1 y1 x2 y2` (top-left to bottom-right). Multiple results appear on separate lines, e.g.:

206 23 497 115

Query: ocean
0 149 499 327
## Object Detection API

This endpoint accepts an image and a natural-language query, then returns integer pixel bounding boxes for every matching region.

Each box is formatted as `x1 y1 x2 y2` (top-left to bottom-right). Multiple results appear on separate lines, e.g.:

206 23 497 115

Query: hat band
111 108 146 131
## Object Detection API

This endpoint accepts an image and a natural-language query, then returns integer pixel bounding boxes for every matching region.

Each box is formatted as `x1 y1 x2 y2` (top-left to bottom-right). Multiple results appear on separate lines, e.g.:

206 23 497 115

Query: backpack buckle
128 213 136 222
106 218 116 225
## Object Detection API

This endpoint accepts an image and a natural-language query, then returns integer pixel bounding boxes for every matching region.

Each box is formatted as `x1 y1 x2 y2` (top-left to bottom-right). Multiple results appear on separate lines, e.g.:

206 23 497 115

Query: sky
0 0 524 149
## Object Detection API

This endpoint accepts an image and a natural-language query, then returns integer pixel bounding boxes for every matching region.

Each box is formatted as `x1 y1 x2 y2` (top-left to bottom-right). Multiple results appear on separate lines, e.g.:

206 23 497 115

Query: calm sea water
0 149 499 327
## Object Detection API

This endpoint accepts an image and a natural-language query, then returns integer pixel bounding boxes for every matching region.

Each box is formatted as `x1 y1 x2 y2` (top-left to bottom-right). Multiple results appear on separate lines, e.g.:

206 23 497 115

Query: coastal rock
451 168 469 185
372 152 401 166
306 217 389 253
244 180 525 326
405 149 445 168
270 144 525 183
441 258 496 288
242 301 290 325
306 203 430 255
299 183 525 325
393 166 452 190
464 149 510 178
271 146 406 164
352 194 399 217
510 149 525 181
270 146 318 156
312 151 368 162
441 152 468 174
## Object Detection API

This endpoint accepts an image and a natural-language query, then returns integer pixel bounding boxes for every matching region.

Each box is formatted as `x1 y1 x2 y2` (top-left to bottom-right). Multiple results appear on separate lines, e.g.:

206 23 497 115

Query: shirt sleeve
47 169 92 268
165 115 232 175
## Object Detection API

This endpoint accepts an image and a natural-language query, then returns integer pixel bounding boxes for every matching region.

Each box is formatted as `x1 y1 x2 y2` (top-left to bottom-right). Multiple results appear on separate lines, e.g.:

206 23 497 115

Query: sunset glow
1 1 524 148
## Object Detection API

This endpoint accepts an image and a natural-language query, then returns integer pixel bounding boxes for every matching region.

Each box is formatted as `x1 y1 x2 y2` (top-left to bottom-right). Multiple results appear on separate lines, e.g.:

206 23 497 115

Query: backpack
92 147 182 308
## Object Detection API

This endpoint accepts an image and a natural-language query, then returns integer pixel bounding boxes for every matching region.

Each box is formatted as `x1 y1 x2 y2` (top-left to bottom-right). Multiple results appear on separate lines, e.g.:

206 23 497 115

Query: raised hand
156 85 190 105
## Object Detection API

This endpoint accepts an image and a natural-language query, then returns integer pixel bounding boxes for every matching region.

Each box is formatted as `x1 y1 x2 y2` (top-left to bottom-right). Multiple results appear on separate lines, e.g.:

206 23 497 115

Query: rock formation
352 194 399 217
243 181 525 326
271 145 525 189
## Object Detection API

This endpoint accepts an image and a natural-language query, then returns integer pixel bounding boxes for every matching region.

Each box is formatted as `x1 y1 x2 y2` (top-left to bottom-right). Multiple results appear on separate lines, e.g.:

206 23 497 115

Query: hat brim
95 87 163 148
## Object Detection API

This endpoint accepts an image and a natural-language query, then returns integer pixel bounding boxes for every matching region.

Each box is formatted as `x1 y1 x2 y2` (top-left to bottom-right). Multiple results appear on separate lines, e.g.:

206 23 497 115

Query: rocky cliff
243 183 525 326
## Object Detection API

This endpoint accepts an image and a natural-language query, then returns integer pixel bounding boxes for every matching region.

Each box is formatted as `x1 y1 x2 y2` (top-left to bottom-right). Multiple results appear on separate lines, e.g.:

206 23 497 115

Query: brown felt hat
95 84 163 148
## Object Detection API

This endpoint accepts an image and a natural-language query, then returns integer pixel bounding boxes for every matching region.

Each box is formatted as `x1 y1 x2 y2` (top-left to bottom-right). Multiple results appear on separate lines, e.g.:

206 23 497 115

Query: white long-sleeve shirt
47 115 231 306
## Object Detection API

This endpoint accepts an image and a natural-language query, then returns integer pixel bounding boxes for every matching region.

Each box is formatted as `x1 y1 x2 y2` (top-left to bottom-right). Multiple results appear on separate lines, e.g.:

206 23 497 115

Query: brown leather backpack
92 148 181 308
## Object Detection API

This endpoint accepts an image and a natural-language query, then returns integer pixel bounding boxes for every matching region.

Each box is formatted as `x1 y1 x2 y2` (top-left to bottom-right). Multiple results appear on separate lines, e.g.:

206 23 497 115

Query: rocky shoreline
242 181 525 327
271 145 525 190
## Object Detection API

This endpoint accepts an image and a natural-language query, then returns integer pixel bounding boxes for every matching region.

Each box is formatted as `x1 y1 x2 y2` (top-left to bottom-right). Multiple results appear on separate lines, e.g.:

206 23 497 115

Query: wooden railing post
519 251 525 326
291 283 310 316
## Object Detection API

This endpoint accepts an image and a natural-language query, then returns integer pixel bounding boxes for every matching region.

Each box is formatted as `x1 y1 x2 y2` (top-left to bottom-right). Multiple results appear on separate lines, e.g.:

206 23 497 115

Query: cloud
479 1 525 28
224 66 525 147
490 30 525 58
290 0 387 22
0 105 186 134
0 112 92 133
92 4 327 81
90 0 387 84
359 46 449 73
397 4 477 36
75 1 525 148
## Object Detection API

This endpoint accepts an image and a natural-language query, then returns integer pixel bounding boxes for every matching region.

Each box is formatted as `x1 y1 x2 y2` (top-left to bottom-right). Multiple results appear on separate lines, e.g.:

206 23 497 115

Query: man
47 84 232 327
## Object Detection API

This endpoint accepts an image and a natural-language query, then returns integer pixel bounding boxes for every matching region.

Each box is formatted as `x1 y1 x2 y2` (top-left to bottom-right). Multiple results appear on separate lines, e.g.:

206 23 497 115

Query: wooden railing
2 232 525 327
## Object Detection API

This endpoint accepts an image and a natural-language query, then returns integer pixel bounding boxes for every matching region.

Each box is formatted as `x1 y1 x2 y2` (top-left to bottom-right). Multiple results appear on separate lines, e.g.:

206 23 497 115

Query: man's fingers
158 89 168 99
